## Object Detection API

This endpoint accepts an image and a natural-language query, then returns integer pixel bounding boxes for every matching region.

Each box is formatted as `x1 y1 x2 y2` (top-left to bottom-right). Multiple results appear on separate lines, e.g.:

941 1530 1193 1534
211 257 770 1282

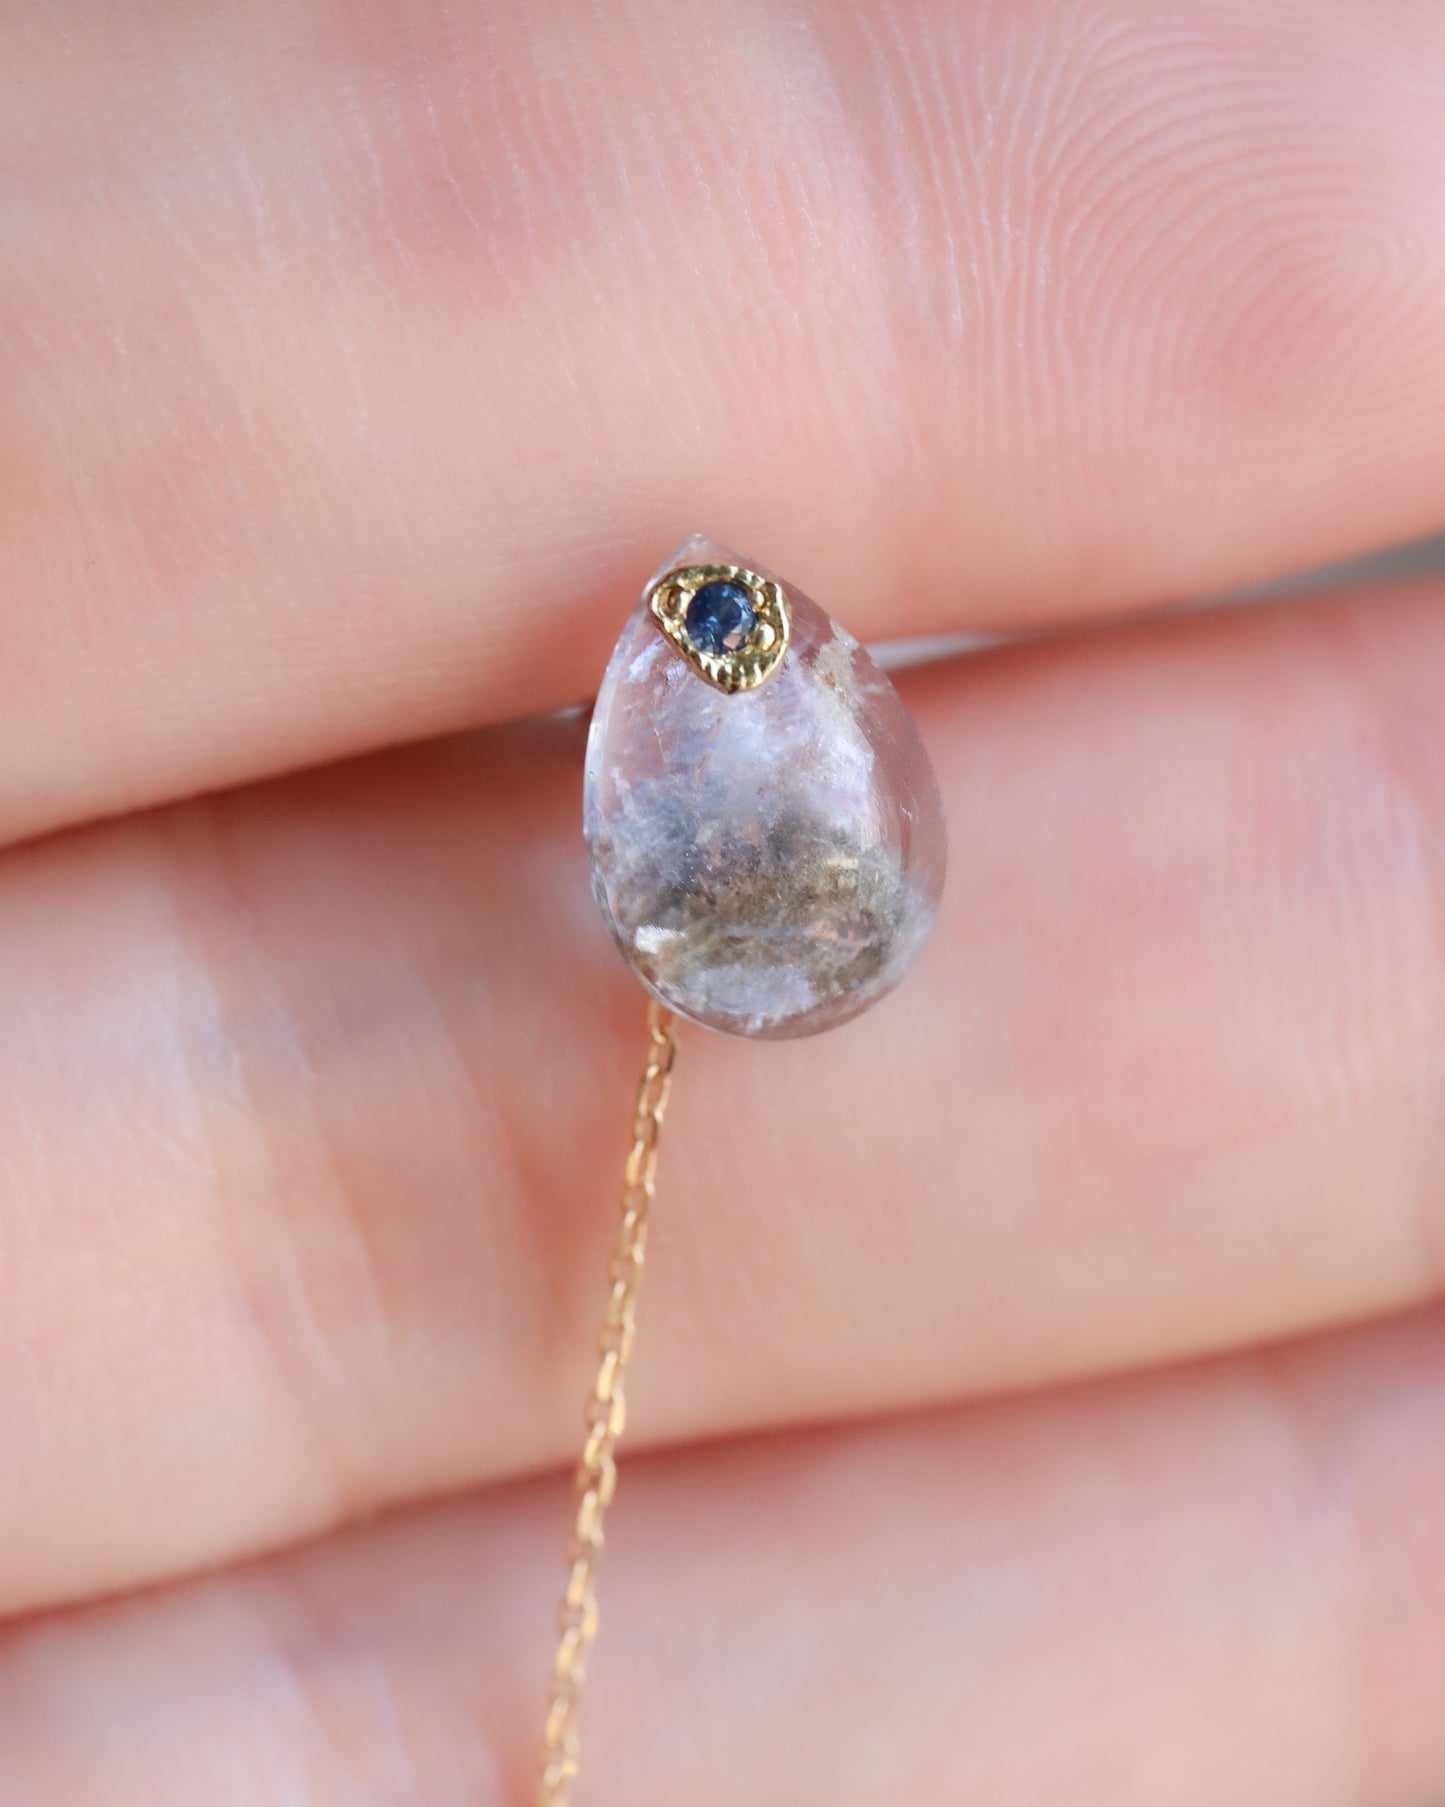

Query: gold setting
646 562 791 694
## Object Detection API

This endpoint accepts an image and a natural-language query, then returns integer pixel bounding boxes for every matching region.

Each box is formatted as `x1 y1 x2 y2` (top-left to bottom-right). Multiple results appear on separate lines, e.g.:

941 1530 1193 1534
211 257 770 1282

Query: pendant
584 534 946 1038
541 539 948 1805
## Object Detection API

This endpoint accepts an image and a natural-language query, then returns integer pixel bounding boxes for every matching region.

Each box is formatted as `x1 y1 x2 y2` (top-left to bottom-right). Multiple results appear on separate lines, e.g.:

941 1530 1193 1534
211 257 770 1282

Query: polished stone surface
584 537 946 1039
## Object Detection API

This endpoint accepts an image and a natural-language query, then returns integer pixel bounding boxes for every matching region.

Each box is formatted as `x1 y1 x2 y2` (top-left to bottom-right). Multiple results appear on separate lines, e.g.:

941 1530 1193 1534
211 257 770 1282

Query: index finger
4 0 1445 844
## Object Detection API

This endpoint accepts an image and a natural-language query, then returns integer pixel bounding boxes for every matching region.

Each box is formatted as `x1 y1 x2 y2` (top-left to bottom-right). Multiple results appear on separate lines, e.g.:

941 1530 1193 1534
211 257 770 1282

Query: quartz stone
584 536 946 1039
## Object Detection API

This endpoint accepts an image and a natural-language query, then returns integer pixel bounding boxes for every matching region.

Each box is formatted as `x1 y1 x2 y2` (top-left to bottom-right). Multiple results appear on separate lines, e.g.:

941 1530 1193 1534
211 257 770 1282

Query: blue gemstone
684 580 756 656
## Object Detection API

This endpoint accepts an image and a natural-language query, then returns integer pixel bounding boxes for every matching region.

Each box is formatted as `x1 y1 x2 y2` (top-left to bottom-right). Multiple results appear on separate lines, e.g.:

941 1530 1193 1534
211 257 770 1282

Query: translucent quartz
584 538 946 1039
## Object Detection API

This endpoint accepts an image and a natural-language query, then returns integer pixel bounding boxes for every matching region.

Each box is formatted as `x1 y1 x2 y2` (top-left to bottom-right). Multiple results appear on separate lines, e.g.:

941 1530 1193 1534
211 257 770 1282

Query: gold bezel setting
646 562 791 694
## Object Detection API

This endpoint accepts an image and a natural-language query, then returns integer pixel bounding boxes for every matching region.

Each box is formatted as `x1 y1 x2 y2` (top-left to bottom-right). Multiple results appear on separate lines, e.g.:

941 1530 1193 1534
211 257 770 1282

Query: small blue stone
684 580 756 656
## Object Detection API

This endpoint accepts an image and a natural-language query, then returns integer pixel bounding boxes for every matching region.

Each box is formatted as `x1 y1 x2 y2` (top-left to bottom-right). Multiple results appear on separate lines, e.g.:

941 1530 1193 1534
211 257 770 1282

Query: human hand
3 3 1444 1802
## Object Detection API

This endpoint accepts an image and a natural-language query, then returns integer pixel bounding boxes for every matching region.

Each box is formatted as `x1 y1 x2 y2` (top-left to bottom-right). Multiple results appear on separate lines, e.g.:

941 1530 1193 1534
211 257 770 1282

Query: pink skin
1 1315 1444 1804
2 0 1445 837
1 1 1445 1800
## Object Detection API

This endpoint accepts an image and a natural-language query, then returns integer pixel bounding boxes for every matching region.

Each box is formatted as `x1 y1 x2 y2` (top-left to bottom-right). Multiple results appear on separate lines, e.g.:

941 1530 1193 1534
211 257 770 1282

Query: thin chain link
536 997 678 1807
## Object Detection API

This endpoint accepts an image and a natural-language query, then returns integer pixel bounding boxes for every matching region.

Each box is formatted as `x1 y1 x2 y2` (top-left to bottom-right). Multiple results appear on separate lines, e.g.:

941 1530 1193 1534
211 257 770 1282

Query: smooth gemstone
684 579 755 655
584 535 946 1040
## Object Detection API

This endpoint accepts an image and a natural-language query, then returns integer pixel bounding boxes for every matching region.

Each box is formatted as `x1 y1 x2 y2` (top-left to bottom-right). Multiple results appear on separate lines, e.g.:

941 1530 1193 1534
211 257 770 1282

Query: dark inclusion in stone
584 536 946 1040
684 580 756 655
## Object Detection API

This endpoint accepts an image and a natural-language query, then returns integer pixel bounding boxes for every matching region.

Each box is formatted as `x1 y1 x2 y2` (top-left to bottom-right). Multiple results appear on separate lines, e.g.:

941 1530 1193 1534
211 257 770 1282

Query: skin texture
1 0 1445 1801
3 0 1445 836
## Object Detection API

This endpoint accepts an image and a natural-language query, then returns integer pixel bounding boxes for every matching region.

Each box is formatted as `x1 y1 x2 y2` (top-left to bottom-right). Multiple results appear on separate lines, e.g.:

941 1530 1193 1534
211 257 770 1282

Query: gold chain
536 997 678 1807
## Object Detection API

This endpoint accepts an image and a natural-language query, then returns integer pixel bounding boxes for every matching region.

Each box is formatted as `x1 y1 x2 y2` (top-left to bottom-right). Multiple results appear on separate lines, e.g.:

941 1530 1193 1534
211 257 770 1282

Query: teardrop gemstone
584 536 946 1039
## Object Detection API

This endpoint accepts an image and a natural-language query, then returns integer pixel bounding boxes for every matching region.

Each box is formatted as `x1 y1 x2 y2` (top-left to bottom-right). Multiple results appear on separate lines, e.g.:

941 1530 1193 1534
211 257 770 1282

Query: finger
4 1306 1444 1805
5 0 1445 843
2 578 1444 1615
